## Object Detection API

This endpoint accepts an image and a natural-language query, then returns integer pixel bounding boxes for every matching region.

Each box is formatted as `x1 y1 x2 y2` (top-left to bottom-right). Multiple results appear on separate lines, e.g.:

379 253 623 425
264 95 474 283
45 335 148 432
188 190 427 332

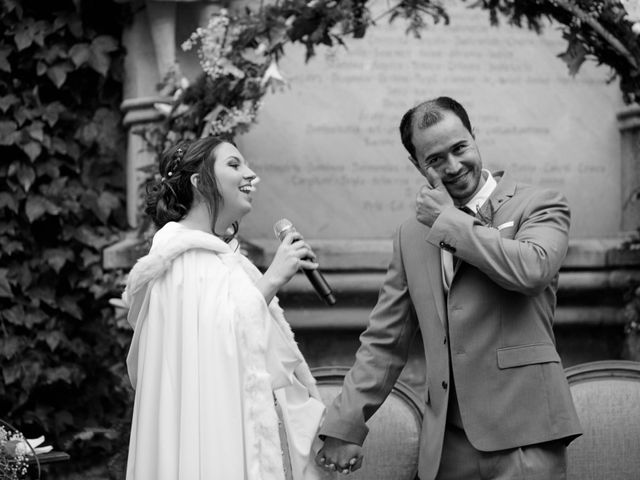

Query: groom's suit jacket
319 171 582 480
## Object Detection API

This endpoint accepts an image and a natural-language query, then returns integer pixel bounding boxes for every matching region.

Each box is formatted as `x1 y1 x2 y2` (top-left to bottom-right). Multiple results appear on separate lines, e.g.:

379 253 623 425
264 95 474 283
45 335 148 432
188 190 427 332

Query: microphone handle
301 267 336 306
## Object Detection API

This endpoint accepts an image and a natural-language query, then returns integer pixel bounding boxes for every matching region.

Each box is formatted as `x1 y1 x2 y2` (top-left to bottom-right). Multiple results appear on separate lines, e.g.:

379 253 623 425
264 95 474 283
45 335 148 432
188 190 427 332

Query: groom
316 97 582 479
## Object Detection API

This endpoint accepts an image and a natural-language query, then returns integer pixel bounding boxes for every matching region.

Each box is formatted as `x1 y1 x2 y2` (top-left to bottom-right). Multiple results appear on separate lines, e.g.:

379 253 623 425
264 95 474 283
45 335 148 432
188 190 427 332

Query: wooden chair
311 366 424 480
565 360 640 480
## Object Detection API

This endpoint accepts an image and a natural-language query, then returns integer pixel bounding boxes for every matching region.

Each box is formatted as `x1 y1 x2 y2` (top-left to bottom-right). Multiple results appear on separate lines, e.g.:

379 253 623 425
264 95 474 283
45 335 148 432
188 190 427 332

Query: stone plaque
237 1 623 241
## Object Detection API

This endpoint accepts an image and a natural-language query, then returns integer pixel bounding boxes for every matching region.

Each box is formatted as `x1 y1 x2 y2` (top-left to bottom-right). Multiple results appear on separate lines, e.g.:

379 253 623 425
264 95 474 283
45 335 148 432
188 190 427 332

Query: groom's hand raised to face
416 167 454 228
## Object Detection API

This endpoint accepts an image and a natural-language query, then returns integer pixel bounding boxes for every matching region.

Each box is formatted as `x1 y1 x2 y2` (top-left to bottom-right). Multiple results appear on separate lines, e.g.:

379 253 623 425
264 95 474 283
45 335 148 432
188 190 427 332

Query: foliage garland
473 0 640 104
141 0 450 152
0 0 132 475
147 0 640 152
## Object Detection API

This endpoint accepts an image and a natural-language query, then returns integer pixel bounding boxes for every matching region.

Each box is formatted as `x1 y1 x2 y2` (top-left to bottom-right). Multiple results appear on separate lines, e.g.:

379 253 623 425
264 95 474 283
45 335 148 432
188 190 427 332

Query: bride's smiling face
212 142 258 225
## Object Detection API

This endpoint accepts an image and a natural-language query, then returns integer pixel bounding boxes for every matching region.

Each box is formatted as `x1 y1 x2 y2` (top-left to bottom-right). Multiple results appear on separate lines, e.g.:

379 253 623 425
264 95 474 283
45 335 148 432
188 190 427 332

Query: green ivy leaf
14 262 33 290
0 222 17 235
52 136 67 154
2 364 22 385
29 284 56 307
78 249 98 268
75 225 112 249
2 304 25 326
25 195 61 221
2 240 23 255
41 132 52 150
24 309 47 327
0 94 19 113
45 248 74 273
0 120 18 145
27 120 44 142
36 60 47 76
13 18 47 50
54 410 74 429
88 35 118 76
558 36 587 77
47 62 75 88
58 12 83 38
35 42 68 64
13 106 32 126
0 192 19 213
37 162 62 181
41 179 67 202
14 20 36 50
20 362 42 392
67 139 81 160
20 140 42 161
43 366 73 385
98 191 121 217
42 101 65 127
0 268 12 298
1 336 21 360
16 163 36 192
76 121 98 145
69 42 91 67
0 46 11 73
43 330 65 352
59 295 83 320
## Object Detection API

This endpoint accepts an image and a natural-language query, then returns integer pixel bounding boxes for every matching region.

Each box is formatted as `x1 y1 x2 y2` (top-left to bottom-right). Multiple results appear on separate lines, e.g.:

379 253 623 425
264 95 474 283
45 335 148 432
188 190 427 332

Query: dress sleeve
126 249 248 480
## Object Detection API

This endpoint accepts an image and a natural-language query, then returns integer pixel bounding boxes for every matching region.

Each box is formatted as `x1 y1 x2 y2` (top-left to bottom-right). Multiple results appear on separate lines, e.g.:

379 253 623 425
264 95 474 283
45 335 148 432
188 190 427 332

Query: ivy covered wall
1 0 132 475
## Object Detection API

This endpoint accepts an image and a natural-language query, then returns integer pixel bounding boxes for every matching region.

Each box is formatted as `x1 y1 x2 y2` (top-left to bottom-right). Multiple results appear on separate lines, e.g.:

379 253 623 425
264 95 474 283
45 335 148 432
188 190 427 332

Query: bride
122 136 325 480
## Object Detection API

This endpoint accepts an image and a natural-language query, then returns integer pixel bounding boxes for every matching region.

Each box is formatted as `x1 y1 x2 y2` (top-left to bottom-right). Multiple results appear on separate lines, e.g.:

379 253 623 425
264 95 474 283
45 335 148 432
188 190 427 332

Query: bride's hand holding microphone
256 231 318 303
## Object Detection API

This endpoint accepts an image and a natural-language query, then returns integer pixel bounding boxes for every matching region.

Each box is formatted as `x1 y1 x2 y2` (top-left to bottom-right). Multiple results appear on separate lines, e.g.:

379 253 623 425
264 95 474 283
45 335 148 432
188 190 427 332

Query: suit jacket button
442 381 448 390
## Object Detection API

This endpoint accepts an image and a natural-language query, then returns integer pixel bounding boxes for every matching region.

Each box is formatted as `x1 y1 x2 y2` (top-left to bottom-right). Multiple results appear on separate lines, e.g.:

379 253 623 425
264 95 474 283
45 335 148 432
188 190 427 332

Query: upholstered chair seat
565 360 640 480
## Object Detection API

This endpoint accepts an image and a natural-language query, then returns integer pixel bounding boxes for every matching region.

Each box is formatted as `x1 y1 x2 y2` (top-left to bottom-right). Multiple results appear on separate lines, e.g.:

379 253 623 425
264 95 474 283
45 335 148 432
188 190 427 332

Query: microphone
273 218 336 306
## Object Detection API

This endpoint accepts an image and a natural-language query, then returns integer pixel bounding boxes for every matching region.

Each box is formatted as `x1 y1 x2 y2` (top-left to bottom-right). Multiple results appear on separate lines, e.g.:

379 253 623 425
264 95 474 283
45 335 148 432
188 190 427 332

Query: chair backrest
565 360 640 480
311 366 424 480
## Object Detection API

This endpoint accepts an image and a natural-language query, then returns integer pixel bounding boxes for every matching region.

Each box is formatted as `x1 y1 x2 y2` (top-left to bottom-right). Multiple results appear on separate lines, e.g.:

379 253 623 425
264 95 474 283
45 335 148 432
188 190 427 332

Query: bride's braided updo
145 136 229 231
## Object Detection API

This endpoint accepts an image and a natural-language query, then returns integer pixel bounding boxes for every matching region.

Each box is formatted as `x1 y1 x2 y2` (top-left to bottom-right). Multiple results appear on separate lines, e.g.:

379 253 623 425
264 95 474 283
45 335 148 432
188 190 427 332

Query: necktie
458 205 475 217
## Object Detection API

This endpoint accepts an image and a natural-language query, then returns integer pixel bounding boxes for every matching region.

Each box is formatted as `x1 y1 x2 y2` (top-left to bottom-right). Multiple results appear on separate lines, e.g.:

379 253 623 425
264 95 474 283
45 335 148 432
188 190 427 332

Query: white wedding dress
123 222 325 480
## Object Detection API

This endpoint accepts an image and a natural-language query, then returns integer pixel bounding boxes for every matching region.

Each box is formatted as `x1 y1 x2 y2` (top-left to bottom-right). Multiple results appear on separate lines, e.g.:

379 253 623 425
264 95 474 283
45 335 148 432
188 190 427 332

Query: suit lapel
424 235 447 326
476 171 516 223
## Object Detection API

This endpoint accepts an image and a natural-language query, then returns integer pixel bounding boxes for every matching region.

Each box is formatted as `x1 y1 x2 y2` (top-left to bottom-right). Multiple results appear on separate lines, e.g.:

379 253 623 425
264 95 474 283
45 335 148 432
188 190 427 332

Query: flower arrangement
143 7 285 154
0 422 31 480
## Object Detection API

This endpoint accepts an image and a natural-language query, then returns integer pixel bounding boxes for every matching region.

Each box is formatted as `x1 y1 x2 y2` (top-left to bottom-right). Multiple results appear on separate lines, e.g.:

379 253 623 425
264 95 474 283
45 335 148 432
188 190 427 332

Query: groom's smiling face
411 111 484 206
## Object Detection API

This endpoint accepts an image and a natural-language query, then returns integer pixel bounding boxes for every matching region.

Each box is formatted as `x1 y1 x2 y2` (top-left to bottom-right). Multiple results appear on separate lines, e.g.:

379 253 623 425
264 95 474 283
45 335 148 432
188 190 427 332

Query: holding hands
315 436 363 475
416 167 454 227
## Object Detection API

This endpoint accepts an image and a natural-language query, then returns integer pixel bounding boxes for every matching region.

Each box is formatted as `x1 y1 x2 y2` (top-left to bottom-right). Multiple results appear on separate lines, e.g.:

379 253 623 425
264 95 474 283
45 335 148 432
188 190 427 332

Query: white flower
153 103 173 116
14 440 29 456
261 60 287 89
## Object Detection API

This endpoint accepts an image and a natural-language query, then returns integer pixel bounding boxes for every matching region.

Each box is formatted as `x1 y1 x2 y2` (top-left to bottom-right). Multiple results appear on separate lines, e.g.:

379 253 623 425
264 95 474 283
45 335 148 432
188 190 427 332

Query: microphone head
273 218 295 241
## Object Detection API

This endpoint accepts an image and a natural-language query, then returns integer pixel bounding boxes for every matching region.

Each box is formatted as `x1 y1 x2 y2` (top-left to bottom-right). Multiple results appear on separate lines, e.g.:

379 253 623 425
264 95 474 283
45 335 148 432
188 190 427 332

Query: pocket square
497 221 514 231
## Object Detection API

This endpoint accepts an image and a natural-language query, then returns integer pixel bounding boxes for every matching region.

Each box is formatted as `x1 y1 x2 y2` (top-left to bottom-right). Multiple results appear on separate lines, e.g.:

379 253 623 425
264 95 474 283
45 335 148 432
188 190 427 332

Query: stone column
120 4 172 227
618 105 640 232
